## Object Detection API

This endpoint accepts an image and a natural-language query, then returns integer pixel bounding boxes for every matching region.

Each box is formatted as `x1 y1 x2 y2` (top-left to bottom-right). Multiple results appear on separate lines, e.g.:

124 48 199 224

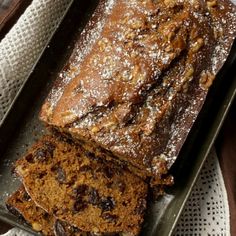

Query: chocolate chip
52 207 59 214
44 142 56 156
85 151 99 161
56 167 66 184
25 153 34 163
72 185 90 212
134 198 146 215
6 204 24 221
101 213 118 223
54 220 82 236
34 149 46 160
33 141 55 162
38 171 47 179
42 212 50 220
69 226 82 234
88 188 99 205
74 185 88 197
99 197 115 212
54 220 66 236
56 132 74 145
73 197 88 212
79 165 92 172
103 166 114 179
22 191 31 201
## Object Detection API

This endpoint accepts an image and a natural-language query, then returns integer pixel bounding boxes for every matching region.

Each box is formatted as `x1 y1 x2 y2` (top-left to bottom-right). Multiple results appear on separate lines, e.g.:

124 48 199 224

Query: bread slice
6 186 86 235
6 186 140 235
6 186 54 235
14 136 148 235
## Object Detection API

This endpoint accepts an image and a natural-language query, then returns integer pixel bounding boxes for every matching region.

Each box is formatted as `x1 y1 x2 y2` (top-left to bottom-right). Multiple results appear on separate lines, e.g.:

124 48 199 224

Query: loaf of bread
7 185 139 236
6 186 55 235
14 136 148 235
40 0 236 186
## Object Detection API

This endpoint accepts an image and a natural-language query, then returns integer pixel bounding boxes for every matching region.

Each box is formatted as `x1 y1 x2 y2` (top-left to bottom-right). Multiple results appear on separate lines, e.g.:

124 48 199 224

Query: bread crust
40 0 236 184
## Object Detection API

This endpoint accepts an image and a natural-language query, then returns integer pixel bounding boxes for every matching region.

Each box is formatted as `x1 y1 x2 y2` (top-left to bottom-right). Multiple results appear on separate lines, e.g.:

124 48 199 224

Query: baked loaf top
41 0 236 181
14 136 147 235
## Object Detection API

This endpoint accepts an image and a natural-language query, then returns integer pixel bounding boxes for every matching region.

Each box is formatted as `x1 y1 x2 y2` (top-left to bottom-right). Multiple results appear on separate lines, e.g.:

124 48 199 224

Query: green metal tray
0 0 235 235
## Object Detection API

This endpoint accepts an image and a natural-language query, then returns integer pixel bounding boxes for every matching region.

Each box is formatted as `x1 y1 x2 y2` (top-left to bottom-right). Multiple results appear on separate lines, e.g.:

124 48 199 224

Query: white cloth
0 0 234 235
1 228 31 236
0 0 73 122
174 149 230 235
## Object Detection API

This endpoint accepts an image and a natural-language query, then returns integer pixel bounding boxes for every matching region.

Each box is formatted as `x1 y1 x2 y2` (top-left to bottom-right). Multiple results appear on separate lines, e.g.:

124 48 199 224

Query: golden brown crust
40 0 236 183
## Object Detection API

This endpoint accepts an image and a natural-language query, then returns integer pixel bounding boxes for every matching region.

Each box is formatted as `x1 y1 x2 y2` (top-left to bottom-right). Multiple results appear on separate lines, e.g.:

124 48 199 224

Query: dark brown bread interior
14 136 148 235
6 186 55 236
6 185 137 235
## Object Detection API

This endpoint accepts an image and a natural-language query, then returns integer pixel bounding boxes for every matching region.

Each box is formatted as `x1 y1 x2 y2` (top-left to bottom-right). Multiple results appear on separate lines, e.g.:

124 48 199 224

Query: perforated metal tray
0 1 235 235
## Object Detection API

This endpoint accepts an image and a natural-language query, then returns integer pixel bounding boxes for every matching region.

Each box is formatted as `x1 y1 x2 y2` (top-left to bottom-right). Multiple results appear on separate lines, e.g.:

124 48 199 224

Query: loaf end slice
6 186 135 235
6 186 55 235
14 136 148 235
6 186 86 235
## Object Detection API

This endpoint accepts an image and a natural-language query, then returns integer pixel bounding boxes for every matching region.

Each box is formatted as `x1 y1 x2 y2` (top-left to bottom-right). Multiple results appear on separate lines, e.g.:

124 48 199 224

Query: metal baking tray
0 0 236 235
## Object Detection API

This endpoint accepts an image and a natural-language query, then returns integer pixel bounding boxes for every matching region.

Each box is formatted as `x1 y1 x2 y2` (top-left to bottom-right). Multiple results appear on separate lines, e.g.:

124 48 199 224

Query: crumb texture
6 186 55 236
15 136 147 235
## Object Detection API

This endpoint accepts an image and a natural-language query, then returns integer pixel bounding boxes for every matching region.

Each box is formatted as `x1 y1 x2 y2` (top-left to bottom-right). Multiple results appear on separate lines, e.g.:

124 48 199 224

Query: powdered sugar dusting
47 0 118 111
105 0 116 14
157 0 236 171
211 10 236 74
44 0 236 179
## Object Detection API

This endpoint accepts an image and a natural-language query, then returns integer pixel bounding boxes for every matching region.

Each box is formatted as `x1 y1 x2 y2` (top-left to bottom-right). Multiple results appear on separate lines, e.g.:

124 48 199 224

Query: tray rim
169 78 236 235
